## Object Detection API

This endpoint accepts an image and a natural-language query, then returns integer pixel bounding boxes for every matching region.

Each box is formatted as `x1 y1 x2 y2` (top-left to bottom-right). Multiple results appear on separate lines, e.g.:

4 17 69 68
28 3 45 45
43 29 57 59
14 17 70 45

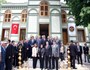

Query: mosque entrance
39 24 49 38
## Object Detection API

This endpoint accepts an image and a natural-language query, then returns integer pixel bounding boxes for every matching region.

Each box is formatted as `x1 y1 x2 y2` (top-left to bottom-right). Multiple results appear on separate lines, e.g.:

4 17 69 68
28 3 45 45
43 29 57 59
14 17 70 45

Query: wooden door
1 29 10 41
62 29 68 45
20 29 26 41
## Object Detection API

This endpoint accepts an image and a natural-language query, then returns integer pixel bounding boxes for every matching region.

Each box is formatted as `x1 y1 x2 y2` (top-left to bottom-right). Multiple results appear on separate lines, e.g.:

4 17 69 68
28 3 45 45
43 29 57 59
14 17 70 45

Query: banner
68 23 76 36
11 24 19 34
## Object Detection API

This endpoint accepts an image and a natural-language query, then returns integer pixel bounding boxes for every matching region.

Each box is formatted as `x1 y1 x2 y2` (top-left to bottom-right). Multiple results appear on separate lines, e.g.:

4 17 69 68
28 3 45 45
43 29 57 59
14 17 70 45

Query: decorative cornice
1 3 27 10
2 3 28 6
1 6 27 10
28 0 60 1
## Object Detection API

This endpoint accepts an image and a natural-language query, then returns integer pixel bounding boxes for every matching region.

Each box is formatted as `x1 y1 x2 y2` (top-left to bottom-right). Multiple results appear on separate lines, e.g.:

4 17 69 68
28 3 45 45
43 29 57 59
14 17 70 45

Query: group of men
0 40 16 70
0 35 61 70
69 40 89 69
0 35 90 70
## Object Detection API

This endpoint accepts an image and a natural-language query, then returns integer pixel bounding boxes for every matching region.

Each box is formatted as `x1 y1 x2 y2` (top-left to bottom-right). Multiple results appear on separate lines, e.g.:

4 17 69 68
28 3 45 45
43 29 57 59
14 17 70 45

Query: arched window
4 10 11 22
61 10 67 23
40 1 49 16
21 9 27 23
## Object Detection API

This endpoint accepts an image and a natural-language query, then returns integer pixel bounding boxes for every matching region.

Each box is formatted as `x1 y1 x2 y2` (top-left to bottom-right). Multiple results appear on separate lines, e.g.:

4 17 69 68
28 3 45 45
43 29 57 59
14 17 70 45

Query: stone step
13 58 90 70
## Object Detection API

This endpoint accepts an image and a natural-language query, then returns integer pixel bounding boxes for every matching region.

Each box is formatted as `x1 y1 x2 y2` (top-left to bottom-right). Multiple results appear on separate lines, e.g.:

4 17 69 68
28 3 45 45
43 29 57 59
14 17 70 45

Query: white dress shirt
32 47 38 57
60 46 64 53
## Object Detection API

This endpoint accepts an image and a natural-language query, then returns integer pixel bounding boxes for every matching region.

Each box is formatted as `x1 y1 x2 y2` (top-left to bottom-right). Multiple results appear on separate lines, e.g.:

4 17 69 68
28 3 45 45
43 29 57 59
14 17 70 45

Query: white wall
69 37 77 42
39 18 49 23
27 34 37 40
28 1 60 5
49 1 60 5
85 27 89 36
28 16 38 32
0 15 4 21
51 16 60 33
10 36 19 41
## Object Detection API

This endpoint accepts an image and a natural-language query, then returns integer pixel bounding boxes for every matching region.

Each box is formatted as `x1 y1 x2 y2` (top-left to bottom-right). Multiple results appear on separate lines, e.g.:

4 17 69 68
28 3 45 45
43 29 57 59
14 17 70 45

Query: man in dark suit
5 40 15 70
38 44 45 70
44 41 52 70
41 35 46 47
12 40 19 67
28 36 36 58
35 36 42 48
23 39 29 60
76 42 83 65
46 36 53 46
69 40 77 69
0 41 6 70
83 43 89 62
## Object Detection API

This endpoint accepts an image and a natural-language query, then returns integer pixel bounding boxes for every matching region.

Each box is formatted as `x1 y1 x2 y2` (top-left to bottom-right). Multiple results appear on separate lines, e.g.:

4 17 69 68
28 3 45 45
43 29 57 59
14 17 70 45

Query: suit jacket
41 39 46 47
56 39 61 48
83 46 89 54
38 47 45 57
77 45 82 54
46 39 53 46
5 44 14 61
69 44 77 57
52 45 59 57
44 45 52 57
24 42 29 50
36 39 41 48
28 39 36 47
0 46 6 63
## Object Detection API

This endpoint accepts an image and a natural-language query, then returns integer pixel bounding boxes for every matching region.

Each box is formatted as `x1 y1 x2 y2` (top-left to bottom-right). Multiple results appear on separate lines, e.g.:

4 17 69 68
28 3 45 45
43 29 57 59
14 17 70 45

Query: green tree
65 0 90 27
0 0 6 5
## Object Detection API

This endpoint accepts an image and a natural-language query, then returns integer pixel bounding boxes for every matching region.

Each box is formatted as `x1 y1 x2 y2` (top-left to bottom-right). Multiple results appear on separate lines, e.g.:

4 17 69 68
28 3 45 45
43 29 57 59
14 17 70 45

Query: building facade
0 0 89 45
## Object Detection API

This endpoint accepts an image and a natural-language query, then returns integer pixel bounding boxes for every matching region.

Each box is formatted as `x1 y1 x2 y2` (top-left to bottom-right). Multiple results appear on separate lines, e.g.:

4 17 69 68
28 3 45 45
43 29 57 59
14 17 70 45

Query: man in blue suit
28 36 36 58
0 41 6 70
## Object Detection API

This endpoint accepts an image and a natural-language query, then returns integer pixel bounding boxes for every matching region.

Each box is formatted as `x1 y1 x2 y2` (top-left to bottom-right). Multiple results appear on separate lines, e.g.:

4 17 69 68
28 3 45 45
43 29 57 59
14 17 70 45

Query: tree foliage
0 0 6 5
65 0 90 27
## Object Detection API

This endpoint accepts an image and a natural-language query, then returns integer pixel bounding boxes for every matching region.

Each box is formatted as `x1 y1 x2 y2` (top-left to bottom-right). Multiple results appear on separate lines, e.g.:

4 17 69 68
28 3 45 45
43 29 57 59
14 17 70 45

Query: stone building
0 0 89 45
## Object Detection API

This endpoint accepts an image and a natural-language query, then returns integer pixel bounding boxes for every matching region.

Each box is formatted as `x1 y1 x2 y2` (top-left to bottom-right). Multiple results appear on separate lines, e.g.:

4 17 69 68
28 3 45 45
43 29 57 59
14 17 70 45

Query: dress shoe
73 67 77 69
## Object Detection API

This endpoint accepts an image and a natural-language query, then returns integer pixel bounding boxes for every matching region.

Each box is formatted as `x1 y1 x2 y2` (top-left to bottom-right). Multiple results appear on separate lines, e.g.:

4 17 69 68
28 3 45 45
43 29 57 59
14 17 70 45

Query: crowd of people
0 35 90 70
